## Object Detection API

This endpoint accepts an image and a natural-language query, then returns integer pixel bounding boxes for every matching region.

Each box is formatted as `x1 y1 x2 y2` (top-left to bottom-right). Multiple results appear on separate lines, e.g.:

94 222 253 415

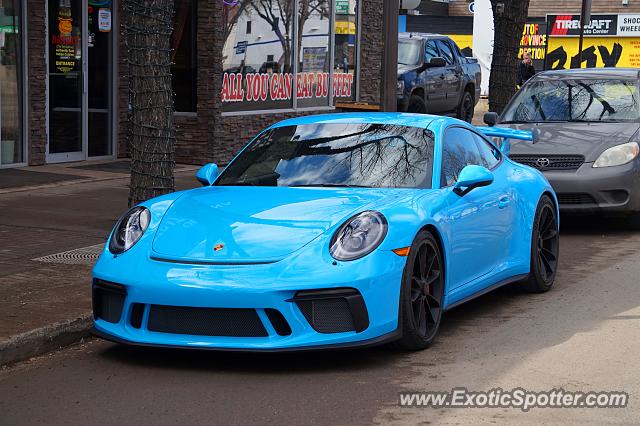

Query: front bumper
542 160 640 214
91 247 406 351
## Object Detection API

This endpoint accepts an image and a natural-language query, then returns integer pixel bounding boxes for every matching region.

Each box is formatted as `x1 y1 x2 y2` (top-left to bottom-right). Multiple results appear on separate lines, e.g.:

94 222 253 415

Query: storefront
0 0 26 167
5 0 384 168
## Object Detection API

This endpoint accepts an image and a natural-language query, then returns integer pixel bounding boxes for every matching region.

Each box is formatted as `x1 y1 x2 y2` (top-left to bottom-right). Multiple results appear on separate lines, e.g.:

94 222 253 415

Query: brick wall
26 0 47 166
448 0 640 17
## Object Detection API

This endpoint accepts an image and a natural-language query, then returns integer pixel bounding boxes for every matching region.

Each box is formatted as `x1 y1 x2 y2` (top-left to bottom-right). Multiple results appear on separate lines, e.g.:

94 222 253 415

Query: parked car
485 68 640 228
92 113 558 352
397 33 481 122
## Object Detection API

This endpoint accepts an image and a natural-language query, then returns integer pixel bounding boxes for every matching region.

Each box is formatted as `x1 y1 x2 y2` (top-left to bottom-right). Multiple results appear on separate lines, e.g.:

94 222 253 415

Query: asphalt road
1 217 639 425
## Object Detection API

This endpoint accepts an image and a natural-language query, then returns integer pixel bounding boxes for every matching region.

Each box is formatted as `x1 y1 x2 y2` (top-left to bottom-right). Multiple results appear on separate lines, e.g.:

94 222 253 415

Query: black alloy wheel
523 195 559 292
398 230 444 350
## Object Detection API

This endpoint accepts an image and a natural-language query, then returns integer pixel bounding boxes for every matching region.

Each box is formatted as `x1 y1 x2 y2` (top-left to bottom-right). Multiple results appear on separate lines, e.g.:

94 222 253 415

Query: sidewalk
0 161 199 364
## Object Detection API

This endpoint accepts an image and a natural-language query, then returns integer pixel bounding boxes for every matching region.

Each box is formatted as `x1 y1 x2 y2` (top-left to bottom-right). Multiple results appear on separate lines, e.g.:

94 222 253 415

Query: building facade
0 0 385 168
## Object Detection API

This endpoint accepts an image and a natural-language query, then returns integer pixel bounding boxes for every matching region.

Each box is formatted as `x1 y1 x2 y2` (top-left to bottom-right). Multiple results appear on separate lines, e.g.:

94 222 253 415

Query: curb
0 313 93 366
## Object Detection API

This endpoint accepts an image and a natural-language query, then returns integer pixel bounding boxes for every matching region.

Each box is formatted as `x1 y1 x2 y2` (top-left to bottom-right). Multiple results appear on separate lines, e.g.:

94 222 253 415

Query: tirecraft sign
548 14 618 37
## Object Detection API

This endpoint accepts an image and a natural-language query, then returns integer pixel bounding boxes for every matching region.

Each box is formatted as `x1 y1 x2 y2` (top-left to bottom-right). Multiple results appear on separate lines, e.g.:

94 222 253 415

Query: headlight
397 80 405 96
593 142 639 168
330 211 388 261
108 206 151 254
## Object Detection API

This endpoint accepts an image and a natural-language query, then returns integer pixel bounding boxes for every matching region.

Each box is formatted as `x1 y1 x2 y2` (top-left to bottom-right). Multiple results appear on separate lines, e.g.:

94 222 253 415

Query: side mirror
483 112 499 127
196 163 219 186
453 165 494 196
418 57 447 72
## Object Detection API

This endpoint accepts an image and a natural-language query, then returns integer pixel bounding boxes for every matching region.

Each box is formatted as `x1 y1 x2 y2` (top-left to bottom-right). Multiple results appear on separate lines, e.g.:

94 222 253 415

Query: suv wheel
408 95 427 114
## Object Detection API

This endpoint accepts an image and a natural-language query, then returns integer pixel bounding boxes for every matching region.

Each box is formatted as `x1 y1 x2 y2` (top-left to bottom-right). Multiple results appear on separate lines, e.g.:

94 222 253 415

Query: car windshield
501 78 640 123
398 39 422 66
216 123 435 189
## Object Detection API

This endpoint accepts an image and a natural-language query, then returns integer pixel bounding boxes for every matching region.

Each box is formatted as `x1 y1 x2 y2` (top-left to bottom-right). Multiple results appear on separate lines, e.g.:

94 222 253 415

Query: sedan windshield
398 39 422 66
501 78 640 123
216 123 435 189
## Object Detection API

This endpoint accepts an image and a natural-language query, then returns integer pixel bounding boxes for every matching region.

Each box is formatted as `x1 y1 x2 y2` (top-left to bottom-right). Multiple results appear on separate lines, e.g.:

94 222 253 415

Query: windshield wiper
291 183 371 188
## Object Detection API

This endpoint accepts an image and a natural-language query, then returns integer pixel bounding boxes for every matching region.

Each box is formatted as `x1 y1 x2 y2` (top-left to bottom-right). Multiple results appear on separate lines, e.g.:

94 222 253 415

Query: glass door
47 0 113 163
0 0 24 166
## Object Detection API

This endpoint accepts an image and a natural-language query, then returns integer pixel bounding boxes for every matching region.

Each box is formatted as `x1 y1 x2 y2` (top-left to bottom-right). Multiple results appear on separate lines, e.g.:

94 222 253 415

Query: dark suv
397 33 481 122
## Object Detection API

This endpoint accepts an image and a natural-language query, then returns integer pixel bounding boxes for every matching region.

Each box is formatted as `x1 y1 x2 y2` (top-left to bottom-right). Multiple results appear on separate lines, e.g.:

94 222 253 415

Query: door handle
498 196 511 209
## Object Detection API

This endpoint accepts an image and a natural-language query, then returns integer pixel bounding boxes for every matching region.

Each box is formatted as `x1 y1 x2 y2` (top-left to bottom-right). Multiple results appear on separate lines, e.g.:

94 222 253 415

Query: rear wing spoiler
477 127 540 144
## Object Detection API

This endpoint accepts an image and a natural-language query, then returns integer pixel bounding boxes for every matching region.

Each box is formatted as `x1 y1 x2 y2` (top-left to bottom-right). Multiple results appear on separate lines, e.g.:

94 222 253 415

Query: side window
436 40 455 65
471 132 501 169
441 127 485 187
425 40 438 63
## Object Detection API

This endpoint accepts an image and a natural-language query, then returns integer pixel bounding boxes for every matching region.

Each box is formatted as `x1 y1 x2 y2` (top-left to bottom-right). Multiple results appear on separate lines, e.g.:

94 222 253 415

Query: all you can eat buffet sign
221 72 354 103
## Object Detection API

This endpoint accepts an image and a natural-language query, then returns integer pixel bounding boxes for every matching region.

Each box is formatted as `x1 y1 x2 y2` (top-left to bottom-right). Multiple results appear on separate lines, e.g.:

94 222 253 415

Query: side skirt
444 274 528 311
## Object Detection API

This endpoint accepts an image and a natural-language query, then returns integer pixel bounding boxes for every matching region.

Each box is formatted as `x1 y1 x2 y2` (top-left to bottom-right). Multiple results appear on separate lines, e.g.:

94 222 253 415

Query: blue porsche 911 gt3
92 113 559 351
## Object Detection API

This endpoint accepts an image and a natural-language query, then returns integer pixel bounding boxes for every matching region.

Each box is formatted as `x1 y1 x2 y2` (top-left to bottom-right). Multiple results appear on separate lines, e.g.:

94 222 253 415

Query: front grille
297 298 356 334
557 193 597 205
147 305 268 337
92 280 126 324
510 154 585 171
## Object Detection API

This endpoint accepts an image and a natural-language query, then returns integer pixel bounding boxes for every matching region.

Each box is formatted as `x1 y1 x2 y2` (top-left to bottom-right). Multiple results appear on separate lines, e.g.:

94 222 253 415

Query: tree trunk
124 0 176 207
488 0 530 114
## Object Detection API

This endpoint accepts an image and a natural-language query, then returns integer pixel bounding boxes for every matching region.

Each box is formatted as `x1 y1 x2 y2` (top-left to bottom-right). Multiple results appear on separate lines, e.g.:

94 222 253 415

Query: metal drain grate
32 244 105 265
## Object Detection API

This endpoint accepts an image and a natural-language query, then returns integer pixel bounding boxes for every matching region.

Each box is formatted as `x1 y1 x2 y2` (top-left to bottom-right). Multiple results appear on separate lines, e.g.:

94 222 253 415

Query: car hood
152 186 404 262
502 122 640 162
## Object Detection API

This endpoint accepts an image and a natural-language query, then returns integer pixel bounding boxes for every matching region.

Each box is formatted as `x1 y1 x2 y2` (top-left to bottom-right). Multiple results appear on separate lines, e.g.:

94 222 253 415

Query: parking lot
1 215 638 425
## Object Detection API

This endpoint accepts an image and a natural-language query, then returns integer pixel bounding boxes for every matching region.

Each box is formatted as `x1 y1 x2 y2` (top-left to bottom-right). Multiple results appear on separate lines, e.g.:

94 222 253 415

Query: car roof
533 67 640 80
271 112 449 129
399 32 447 40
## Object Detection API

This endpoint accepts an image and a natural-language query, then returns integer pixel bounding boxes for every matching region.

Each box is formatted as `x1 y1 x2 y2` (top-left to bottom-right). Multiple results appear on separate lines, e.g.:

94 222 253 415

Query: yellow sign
335 21 356 35
446 34 473 53
546 36 640 69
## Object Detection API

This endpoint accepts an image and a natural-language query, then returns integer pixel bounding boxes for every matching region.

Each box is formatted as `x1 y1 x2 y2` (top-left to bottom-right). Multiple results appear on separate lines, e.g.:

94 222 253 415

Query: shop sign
221 72 354 104
302 47 327 72
336 0 349 14
519 22 547 63
617 14 640 37
335 21 356 35
52 1 79 74
98 8 112 32
548 14 618 37
545 36 640 69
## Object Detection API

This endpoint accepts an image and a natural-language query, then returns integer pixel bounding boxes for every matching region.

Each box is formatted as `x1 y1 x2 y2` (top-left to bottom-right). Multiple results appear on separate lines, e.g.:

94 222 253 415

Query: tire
407 94 427 114
457 90 474 123
522 195 560 293
397 230 445 350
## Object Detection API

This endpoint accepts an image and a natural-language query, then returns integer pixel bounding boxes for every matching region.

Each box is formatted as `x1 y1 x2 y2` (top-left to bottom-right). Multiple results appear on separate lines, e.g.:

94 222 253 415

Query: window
172 0 197 112
298 0 332 108
441 127 486 187
435 39 454 65
0 0 23 165
217 123 435 188
425 40 438 62
221 0 359 113
222 1 295 112
470 132 501 169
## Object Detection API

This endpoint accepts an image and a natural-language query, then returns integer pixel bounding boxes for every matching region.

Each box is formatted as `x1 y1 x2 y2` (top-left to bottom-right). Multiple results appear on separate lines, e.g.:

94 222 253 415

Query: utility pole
382 0 399 111
577 0 592 68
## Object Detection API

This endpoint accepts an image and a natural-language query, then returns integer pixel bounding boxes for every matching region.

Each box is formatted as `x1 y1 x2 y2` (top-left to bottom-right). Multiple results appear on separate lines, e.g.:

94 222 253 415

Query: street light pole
577 0 592 68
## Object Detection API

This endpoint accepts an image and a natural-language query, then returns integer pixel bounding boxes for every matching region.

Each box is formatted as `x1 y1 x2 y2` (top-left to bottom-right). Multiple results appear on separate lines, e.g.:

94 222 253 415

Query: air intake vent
92 280 126 324
147 305 268 337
